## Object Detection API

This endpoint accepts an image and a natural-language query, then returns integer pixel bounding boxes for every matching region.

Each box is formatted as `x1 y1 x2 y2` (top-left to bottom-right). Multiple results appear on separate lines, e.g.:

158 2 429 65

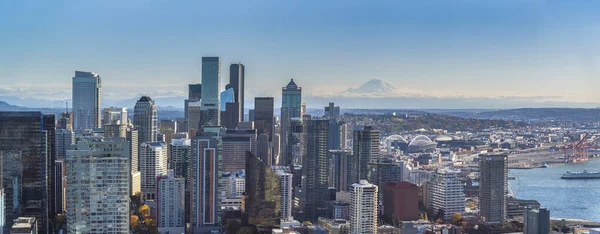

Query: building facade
72 71 101 132
190 127 221 233
349 180 378 234
303 120 330 222
222 129 257 173
134 96 158 145
281 79 302 166
157 170 185 233
479 153 508 223
200 57 221 127
66 137 130 234
140 142 168 201
429 168 465 220
351 126 380 184
383 181 419 221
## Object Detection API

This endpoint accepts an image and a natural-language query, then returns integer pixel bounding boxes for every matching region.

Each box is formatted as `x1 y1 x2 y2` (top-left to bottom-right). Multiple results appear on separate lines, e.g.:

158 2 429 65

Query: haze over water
510 159 600 222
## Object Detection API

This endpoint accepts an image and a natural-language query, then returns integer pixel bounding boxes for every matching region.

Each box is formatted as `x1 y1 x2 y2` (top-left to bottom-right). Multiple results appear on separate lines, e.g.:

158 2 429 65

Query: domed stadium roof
434 135 453 142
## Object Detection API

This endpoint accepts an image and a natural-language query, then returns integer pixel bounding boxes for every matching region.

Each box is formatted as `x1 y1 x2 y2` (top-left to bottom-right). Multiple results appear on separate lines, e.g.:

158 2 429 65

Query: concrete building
134 96 158 145
127 128 141 195
102 107 127 126
157 170 185 234
275 167 294 221
383 182 419 221
222 129 257 173
140 142 168 201
227 171 245 198
319 218 349 234
329 149 351 191
349 180 378 234
281 79 302 166
190 127 221 233
200 57 221 127
10 217 36 234
303 120 330 222
352 126 380 184
66 137 130 234
72 71 101 132
170 138 191 178
524 208 550 234
479 153 508 224
429 168 465 220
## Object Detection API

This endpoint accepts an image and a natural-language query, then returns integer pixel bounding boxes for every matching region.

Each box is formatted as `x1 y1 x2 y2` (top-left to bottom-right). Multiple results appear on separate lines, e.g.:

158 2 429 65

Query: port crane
560 134 600 163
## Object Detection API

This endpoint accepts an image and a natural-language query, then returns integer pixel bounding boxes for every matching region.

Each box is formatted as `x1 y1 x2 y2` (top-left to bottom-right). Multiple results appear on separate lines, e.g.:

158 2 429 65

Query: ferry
561 170 600 179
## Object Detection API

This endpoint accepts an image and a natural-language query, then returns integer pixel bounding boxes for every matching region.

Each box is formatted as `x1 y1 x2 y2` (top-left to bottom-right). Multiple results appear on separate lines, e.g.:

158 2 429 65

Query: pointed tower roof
286 78 297 88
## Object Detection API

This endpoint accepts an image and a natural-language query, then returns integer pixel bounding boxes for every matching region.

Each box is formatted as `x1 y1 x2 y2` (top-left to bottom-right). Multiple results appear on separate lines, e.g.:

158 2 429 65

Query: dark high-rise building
383 182 419 221
324 102 340 119
184 83 202 134
479 153 508 224
351 126 379 184
243 152 281 232
222 129 257 173
303 119 330 222
54 158 67 214
257 133 272 166
72 71 101 133
0 112 54 233
200 57 221 127
189 83 202 99
285 118 304 166
190 127 221 233
229 63 245 122
134 96 158 145
329 149 351 192
281 79 302 166
221 102 240 129
524 208 550 234
249 109 255 122
368 158 403 191
328 118 342 150
254 97 274 141
57 111 72 130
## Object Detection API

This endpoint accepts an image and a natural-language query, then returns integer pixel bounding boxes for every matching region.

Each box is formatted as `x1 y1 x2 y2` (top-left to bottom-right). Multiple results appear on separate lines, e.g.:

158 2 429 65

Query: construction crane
560 134 600 163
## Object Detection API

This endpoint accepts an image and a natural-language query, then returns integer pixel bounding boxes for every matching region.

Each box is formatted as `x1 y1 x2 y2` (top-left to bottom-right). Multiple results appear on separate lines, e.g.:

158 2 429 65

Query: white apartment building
349 180 378 234
429 168 465 220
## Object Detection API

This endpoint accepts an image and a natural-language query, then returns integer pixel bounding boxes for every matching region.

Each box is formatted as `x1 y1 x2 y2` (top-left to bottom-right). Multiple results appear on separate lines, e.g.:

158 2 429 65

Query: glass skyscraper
134 96 158 145
229 63 245 121
200 57 221 127
72 71 101 133
220 87 235 111
281 79 302 166
303 119 330 222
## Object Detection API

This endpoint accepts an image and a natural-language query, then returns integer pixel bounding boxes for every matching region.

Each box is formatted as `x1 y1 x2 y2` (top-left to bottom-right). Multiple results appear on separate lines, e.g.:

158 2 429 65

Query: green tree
451 213 463 225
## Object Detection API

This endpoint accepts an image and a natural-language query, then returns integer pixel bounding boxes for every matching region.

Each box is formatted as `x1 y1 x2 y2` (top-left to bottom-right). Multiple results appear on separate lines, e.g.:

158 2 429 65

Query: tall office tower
140 142 168 201
368 158 404 193
0 112 55 233
54 159 67 214
190 127 221 233
222 129 257 173
479 153 508 223
329 149 351 191
169 138 191 224
220 87 239 129
286 118 304 166
351 126 380 184
524 208 550 234
160 119 177 161
103 107 127 125
243 152 281 231
274 167 294 221
55 129 74 158
340 122 349 149
281 79 302 166
430 168 465 220
383 182 419 221
157 170 186 234
301 102 307 116
66 137 130 234
230 63 245 122
349 180 378 234
184 83 202 133
200 57 221 127
127 128 141 195
72 71 102 133
134 96 158 145
328 119 342 150
256 133 272 166
57 111 73 130
324 102 340 119
254 97 274 141
303 119 330 222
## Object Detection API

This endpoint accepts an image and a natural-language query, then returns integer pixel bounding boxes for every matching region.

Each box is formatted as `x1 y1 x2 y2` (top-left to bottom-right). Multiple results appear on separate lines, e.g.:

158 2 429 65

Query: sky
1 0 600 108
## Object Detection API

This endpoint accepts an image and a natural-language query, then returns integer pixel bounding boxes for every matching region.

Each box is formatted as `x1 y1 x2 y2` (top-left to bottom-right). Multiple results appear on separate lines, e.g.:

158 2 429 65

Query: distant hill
445 108 600 122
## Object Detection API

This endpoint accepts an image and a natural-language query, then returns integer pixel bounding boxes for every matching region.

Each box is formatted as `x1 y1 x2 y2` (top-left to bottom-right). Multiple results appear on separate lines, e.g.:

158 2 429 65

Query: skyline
2 1 600 108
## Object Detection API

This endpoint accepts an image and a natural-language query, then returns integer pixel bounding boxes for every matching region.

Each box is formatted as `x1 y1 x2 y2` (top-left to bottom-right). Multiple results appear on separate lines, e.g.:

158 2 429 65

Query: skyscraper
190 127 221 233
0 112 54 233
184 83 202 133
220 87 239 129
349 180 378 234
281 79 302 166
286 118 304 166
54 158 67 215
200 57 221 127
329 149 351 192
524 208 550 234
66 137 130 234
303 119 330 222
479 153 508 224
275 167 294 222
351 126 380 184
230 63 245 122
55 129 74 158
170 138 191 225
254 97 274 141
243 152 281 232
140 142 168 201
57 111 73 130
256 133 272 166
134 96 158 145
324 102 340 119
157 170 185 234
429 168 465 220
222 129 257 173
72 71 102 133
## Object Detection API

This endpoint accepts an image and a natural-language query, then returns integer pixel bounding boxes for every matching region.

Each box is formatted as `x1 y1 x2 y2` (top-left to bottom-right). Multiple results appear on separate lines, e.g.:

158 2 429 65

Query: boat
561 170 600 179
541 163 549 168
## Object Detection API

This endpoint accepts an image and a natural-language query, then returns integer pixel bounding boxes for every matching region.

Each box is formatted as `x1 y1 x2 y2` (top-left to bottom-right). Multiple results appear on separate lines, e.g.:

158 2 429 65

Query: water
509 159 600 221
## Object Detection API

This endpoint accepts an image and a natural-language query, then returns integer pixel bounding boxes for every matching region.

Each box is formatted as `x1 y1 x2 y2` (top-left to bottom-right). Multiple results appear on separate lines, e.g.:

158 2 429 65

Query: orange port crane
560 134 600 163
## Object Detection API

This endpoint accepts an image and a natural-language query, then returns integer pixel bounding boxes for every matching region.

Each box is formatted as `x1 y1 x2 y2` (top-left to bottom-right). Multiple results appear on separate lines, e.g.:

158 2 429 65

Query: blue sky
1 0 600 107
